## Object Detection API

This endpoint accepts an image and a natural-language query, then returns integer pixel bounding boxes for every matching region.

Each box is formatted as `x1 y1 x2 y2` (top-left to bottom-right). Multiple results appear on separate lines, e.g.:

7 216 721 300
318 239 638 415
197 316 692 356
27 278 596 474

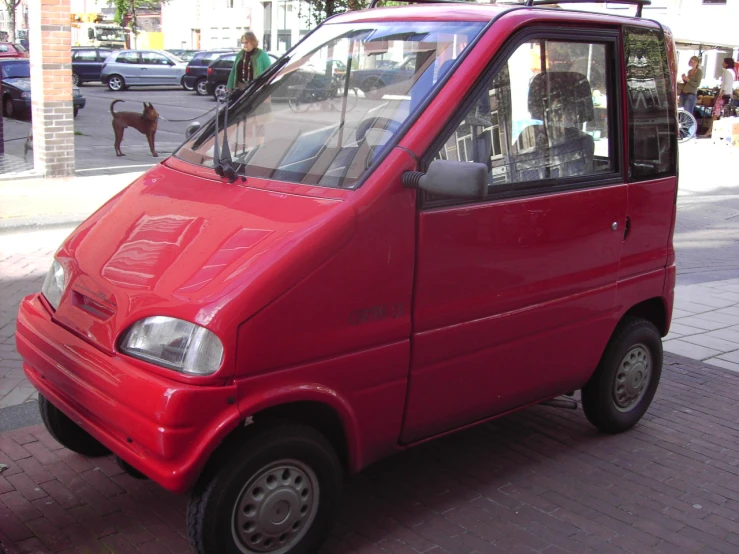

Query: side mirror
402 160 488 200
185 121 201 139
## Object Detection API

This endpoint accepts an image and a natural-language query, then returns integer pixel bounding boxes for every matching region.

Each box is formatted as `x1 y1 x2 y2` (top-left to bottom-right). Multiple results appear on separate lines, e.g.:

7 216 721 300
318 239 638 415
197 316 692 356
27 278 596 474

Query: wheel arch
621 297 668 337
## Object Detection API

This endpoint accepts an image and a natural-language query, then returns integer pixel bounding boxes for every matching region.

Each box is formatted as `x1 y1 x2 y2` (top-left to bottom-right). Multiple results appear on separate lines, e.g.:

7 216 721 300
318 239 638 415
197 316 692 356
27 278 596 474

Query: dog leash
110 99 218 123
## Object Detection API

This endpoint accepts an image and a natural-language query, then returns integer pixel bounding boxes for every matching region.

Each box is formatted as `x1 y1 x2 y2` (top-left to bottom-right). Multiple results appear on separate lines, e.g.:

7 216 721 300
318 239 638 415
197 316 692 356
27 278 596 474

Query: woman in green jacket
227 31 273 146
227 31 272 91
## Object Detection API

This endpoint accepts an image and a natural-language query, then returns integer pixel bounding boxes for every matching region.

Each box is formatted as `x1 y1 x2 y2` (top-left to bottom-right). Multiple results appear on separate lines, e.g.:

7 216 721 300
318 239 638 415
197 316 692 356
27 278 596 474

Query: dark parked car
1 59 85 118
0 42 28 59
71 47 112 86
167 49 198 62
350 54 416 100
205 51 279 99
183 49 237 95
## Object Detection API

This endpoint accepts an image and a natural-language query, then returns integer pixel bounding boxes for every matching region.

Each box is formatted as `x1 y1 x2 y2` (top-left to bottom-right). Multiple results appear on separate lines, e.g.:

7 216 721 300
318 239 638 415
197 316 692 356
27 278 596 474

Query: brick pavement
1 353 739 554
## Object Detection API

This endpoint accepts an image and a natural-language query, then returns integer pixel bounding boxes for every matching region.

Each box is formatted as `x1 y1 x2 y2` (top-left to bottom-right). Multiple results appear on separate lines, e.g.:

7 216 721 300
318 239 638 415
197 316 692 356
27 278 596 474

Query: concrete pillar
28 0 75 177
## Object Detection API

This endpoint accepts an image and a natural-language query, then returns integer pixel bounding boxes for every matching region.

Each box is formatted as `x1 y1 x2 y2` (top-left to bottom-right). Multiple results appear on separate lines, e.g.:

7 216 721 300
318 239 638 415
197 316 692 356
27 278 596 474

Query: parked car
205 51 279 99
166 49 198 62
17 2 678 553
350 53 416 100
1 59 85 118
100 49 188 91
183 49 237 95
71 47 112 86
0 42 28 59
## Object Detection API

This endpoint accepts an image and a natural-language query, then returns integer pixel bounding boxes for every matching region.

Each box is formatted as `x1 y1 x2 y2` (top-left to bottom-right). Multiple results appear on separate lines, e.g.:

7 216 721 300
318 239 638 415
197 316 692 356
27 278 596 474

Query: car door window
98 49 112 61
0 45 8 53
141 52 171 65
73 50 98 62
434 37 616 194
116 51 140 64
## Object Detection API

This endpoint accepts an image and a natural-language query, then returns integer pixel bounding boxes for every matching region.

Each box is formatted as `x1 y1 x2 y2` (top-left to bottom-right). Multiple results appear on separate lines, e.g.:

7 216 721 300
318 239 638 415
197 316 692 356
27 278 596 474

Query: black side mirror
185 121 201 139
402 160 488 200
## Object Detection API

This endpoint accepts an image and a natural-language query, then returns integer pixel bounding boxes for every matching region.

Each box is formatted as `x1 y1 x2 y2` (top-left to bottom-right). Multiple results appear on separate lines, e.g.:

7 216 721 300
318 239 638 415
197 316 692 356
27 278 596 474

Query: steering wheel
355 117 403 168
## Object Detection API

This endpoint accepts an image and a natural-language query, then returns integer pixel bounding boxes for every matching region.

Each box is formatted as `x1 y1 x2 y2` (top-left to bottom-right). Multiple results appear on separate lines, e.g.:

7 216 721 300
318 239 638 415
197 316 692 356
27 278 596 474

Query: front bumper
73 97 86 111
16 294 239 493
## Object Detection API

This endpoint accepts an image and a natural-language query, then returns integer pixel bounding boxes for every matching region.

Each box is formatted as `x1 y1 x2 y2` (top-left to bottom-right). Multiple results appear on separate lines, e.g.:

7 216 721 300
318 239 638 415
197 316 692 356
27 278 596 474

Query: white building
161 0 316 55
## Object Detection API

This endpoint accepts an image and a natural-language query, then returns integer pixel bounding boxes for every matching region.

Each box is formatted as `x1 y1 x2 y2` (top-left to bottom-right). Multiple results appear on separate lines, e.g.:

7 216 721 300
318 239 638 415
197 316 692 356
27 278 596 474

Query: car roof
330 3 661 27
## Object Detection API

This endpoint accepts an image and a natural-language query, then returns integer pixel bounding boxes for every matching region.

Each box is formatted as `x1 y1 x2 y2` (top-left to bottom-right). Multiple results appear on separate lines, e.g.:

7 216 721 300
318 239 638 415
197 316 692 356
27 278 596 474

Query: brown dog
111 100 159 157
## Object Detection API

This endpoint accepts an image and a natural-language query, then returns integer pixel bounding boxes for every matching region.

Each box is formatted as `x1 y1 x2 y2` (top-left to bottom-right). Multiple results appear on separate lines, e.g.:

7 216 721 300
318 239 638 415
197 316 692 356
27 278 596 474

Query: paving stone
663 339 721 361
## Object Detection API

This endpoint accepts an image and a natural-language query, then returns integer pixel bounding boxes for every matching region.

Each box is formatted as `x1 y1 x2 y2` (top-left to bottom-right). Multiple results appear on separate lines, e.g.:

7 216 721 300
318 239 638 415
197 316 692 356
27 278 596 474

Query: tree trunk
325 0 336 18
8 0 17 43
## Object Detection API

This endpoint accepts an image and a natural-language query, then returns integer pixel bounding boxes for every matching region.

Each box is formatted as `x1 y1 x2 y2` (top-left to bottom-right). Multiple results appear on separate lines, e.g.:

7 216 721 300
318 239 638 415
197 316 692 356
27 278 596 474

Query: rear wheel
678 109 697 142
196 78 208 96
107 74 125 92
581 317 662 434
182 76 194 91
3 95 14 118
73 107 79 118
213 83 228 100
187 423 342 554
72 72 80 86
38 394 110 457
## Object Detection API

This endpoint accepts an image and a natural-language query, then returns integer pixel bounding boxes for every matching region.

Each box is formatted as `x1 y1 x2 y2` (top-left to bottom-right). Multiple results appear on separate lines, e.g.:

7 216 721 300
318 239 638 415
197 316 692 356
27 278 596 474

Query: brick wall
28 0 75 177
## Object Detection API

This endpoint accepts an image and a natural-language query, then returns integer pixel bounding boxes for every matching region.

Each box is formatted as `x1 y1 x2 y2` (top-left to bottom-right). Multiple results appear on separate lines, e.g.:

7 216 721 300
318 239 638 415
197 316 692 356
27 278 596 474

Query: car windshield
96 27 125 42
1 61 29 79
176 20 485 188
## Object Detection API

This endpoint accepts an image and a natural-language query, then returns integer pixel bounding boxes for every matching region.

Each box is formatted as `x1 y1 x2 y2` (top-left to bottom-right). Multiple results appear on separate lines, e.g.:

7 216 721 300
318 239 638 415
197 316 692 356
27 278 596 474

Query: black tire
195 78 208 96
212 83 228 100
107 74 125 92
73 107 79 118
581 317 662 434
182 76 194 91
3 95 13 118
38 394 110 457
188 422 343 554
72 72 80 86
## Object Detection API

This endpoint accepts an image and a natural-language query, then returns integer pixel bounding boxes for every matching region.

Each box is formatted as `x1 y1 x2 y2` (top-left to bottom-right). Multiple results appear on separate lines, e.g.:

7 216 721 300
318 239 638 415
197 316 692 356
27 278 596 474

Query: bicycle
677 107 697 142
288 83 359 113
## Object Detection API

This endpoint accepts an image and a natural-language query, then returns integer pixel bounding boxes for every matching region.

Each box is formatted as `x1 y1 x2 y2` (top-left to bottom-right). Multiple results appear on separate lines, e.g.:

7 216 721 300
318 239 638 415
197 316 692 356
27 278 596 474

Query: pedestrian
226 31 273 147
226 31 272 93
679 55 702 115
713 57 736 118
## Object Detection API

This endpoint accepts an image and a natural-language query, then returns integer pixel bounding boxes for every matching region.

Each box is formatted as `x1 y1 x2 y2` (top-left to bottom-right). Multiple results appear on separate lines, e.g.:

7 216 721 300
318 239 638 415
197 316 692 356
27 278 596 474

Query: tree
2 0 21 43
108 0 160 48
304 0 367 26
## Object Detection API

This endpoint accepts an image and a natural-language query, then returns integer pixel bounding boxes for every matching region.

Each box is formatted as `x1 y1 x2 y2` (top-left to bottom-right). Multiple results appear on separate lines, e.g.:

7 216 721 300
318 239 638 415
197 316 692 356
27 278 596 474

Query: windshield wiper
213 92 241 183
212 55 291 183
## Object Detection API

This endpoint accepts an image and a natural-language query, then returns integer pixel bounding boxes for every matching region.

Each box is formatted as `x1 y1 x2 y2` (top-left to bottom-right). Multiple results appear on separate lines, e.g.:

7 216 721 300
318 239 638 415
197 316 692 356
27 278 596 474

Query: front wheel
107 74 125 92
188 423 343 554
72 72 80 86
581 317 662 434
38 394 110 456
213 83 228 100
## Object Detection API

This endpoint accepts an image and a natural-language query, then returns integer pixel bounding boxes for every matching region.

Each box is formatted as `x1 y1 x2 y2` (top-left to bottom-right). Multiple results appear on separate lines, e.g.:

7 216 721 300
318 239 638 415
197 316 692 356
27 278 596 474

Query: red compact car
16 0 678 552
0 42 28 59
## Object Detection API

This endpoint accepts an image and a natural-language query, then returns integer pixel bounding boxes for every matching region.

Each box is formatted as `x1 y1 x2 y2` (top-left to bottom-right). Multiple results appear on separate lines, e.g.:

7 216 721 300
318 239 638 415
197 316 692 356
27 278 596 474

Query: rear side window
624 26 676 180
116 51 140 64
73 50 97 62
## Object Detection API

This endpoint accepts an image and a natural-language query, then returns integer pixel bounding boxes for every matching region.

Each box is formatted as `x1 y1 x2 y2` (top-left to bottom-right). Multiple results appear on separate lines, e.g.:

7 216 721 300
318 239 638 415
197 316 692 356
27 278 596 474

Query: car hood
3 77 30 91
52 164 356 354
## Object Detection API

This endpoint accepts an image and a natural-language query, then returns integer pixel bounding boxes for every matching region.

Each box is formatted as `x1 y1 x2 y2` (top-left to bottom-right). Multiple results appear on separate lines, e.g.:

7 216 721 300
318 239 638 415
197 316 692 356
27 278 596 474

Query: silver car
101 50 188 91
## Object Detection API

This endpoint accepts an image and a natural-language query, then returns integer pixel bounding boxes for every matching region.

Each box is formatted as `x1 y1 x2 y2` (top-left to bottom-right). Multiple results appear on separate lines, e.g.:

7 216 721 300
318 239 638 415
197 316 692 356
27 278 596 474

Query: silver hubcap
72 74 79 86
197 80 208 95
110 77 122 90
613 344 651 411
232 460 319 553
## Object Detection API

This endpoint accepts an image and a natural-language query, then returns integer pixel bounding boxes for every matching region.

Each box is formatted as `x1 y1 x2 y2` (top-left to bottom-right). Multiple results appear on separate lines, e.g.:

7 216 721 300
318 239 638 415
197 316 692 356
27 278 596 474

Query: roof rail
369 0 468 8
368 0 651 17
524 0 651 18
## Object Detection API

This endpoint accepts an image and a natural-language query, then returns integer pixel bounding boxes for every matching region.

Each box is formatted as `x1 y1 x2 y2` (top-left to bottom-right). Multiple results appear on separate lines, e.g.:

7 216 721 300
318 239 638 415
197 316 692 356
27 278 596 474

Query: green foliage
108 0 161 27
305 0 368 25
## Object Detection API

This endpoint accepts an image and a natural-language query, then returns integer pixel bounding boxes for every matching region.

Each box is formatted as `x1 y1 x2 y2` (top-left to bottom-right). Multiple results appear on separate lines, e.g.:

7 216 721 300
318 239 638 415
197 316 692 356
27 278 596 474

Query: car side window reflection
436 39 615 191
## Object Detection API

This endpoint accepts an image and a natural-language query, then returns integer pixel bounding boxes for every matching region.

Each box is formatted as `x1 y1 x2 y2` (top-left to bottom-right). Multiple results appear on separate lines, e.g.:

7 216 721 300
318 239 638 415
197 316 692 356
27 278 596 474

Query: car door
114 51 141 84
139 51 173 85
72 49 98 82
401 29 627 443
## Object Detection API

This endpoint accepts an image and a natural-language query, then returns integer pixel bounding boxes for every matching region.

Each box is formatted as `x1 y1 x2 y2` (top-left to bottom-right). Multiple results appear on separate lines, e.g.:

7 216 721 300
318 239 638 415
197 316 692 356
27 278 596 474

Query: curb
0 215 85 234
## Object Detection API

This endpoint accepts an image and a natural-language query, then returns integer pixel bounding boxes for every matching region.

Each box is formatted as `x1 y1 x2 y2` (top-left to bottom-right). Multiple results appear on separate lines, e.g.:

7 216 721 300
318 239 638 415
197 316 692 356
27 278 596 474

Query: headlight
119 316 223 375
41 260 66 310
73 88 82 98
20 91 31 99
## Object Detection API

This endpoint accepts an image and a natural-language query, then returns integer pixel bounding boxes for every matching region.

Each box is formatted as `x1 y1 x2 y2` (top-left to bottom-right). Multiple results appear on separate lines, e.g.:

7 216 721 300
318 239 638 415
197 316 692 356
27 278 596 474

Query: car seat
509 71 595 182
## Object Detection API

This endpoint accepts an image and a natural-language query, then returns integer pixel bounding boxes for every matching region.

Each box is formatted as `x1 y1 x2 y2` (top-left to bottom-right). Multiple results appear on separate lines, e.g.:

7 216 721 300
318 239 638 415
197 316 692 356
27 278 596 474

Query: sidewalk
1 354 739 553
